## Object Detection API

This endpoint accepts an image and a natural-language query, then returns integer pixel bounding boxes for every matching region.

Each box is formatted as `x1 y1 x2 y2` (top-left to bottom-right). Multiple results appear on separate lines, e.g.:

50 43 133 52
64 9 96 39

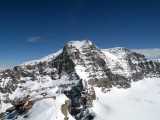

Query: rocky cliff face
0 40 160 120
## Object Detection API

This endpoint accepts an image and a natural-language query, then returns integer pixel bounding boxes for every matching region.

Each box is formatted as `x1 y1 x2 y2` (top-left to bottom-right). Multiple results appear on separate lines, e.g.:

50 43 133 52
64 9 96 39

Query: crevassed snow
92 78 160 120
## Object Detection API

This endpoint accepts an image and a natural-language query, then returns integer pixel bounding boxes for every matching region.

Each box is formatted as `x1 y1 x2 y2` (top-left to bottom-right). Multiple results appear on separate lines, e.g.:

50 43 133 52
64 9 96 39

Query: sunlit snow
92 78 160 120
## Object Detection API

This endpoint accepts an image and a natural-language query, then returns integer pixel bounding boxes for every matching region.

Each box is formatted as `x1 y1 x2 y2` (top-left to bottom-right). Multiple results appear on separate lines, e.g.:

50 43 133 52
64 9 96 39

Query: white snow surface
68 40 92 49
92 78 160 120
0 100 12 113
17 95 75 120
101 50 118 61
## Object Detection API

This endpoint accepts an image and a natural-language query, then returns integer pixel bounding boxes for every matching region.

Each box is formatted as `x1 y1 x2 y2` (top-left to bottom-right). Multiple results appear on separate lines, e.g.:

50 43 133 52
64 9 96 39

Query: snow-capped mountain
0 40 160 120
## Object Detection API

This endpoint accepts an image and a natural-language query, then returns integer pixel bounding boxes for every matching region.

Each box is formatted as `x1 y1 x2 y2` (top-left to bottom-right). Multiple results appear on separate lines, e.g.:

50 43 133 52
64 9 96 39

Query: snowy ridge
101 47 146 77
21 49 62 66
67 40 92 49
102 48 134 77
104 47 130 58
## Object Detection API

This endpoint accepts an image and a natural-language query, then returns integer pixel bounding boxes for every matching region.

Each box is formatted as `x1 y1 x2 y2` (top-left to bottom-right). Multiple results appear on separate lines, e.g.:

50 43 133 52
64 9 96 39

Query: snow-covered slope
92 78 160 120
0 74 79 119
101 48 146 77
0 40 160 120
16 95 75 120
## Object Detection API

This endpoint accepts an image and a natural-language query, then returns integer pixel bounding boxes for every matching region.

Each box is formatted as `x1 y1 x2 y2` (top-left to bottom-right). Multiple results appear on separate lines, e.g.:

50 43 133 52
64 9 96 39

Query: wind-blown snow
92 78 160 120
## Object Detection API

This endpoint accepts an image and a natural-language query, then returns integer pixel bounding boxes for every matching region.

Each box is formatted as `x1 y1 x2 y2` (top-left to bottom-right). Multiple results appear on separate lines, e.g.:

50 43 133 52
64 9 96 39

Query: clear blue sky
0 0 160 68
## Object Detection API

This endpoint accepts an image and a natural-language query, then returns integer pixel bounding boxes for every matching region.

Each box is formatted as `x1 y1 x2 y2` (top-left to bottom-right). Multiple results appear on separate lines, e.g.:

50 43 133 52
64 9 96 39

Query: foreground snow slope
17 95 75 120
92 78 160 120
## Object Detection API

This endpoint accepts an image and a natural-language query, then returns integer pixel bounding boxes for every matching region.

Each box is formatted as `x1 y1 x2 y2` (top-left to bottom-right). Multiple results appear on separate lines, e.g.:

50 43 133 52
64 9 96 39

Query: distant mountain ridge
0 40 160 120
0 68 5 72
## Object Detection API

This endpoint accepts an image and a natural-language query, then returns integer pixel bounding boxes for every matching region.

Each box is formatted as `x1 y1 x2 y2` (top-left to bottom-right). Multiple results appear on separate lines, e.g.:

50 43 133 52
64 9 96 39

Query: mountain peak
67 40 93 49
